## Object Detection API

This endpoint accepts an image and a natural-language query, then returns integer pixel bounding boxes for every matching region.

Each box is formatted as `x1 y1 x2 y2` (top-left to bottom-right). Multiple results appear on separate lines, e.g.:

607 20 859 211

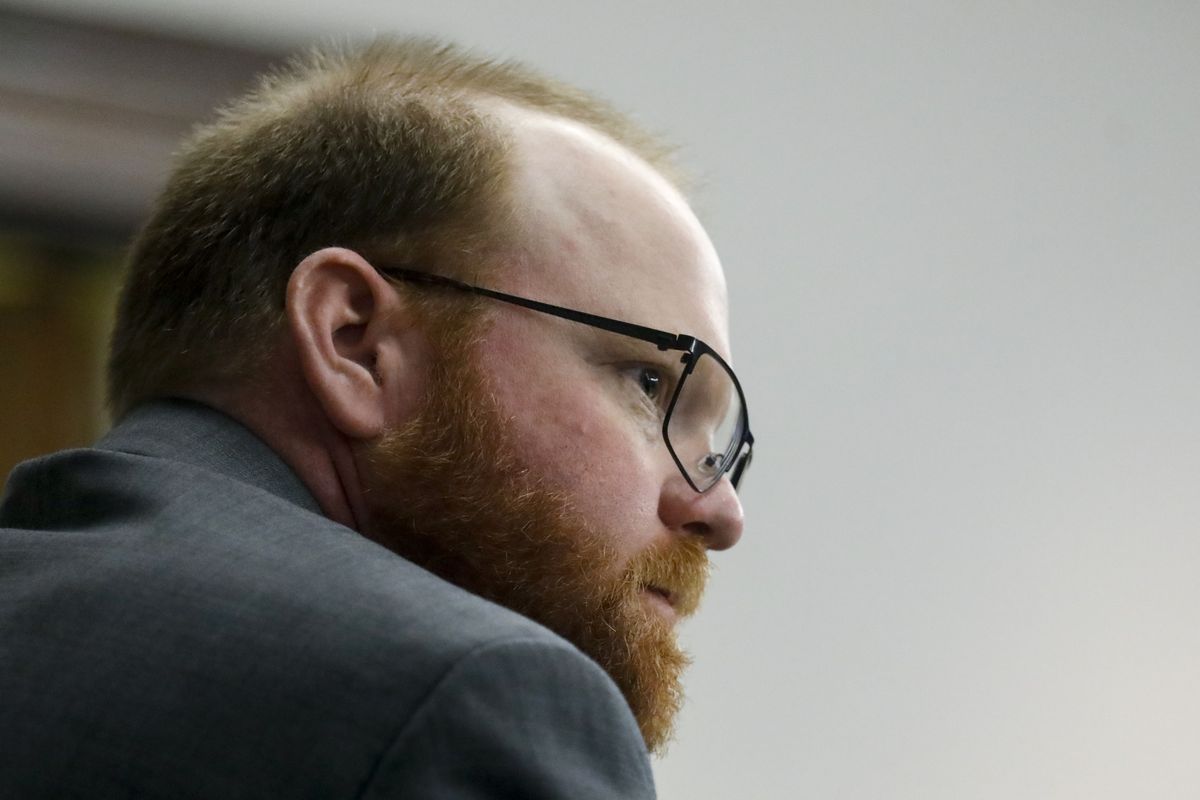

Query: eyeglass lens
666 350 748 492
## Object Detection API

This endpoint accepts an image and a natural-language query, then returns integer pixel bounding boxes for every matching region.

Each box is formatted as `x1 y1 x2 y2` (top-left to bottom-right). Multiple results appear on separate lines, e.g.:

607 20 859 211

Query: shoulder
2 432 559 662
193 518 657 796
0 414 656 796
361 635 656 799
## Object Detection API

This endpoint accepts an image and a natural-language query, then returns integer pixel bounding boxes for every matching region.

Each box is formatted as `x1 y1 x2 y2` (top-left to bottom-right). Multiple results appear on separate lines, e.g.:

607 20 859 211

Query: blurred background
2 2 1198 798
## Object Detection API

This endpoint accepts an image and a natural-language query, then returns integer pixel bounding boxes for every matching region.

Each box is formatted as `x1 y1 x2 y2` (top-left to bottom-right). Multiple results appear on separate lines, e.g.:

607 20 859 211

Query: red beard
359 329 709 753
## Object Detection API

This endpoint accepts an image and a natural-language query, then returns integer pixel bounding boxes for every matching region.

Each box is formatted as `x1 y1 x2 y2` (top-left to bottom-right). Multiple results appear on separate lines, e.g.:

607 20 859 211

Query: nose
657 474 744 551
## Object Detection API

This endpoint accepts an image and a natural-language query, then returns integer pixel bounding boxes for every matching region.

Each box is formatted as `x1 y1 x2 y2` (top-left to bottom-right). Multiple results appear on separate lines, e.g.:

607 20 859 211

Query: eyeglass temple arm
380 267 692 353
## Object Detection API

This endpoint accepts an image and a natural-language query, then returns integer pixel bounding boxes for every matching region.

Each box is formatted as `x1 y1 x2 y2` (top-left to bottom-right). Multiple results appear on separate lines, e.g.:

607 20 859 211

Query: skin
206 103 744 622
477 107 745 595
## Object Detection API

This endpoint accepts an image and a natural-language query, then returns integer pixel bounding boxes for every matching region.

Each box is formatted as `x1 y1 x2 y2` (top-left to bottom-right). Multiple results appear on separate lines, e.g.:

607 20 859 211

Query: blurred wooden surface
0 8 282 486
0 239 120 487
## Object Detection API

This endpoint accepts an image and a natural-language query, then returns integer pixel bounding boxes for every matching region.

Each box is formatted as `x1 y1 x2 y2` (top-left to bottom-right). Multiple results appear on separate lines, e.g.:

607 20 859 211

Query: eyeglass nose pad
695 452 724 476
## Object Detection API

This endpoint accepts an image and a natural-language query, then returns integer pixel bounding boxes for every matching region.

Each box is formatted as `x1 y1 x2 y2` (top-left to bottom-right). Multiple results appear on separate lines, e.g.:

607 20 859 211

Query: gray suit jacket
0 400 656 799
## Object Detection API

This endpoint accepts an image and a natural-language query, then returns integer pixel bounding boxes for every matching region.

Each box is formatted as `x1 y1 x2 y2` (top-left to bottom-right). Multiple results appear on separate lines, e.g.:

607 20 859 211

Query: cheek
483 327 659 545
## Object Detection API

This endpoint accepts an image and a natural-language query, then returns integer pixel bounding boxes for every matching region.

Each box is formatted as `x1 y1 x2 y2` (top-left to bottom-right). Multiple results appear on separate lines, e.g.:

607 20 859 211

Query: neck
186 365 369 533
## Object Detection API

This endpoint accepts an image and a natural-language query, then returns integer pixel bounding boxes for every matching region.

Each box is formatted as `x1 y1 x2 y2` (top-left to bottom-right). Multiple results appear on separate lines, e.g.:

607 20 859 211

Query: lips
643 585 674 607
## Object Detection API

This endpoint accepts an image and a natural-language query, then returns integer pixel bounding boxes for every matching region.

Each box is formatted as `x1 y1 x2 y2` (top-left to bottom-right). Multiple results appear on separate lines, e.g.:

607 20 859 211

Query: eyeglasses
376 265 754 494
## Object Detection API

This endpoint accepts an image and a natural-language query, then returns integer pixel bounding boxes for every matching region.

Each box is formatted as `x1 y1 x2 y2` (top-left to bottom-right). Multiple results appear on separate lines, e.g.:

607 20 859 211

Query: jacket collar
98 398 322 516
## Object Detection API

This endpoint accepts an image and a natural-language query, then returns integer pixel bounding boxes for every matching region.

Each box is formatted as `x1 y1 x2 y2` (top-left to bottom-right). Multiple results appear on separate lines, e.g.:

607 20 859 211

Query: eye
636 366 663 400
619 362 675 418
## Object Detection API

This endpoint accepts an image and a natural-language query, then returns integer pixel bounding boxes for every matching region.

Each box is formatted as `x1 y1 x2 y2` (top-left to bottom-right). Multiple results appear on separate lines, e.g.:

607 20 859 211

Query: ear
286 247 427 440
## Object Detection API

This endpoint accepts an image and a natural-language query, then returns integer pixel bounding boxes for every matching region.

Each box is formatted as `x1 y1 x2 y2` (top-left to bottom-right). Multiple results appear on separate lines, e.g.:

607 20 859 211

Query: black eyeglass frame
376 265 754 493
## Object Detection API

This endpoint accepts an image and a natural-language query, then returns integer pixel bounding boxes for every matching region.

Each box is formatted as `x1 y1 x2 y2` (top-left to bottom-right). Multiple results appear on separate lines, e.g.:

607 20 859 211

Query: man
0 38 752 798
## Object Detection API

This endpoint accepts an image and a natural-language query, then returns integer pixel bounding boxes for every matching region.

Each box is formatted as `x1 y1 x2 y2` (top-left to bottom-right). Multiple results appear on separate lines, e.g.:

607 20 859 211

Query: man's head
108 38 744 753
108 38 673 417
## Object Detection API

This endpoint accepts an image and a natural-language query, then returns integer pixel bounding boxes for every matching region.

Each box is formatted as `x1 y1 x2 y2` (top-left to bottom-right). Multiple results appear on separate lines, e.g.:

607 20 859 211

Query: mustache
622 535 711 618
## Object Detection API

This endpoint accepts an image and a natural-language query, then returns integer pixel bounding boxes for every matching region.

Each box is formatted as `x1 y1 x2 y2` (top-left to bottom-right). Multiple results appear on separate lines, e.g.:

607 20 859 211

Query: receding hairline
276 37 682 176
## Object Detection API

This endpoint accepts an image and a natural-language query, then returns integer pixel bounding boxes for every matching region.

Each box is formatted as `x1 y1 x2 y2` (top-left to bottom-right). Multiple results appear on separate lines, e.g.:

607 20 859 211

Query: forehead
489 104 732 360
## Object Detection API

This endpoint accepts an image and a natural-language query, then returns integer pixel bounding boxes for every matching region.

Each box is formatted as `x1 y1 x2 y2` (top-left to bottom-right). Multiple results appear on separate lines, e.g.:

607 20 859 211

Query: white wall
10 2 1199 797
